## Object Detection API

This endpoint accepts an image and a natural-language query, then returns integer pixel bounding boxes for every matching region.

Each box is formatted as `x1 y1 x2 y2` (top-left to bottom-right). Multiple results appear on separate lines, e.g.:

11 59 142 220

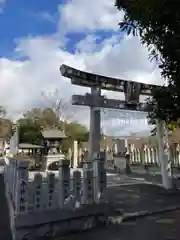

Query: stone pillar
131 149 135 164
68 148 72 167
33 173 43 211
171 143 176 166
137 149 141 163
176 144 180 167
147 148 151 164
82 162 94 205
9 123 19 155
12 160 18 205
58 159 70 208
73 140 78 168
47 173 57 209
78 148 82 166
150 148 155 164
144 146 148 165
73 170 81 205
15 159 29 214
125 139 130 154
156 119 173 189
89 87 101 161
93 152 106 203
117 138 126 154
125 153 132 174
114 143 118 154
155 147 159 165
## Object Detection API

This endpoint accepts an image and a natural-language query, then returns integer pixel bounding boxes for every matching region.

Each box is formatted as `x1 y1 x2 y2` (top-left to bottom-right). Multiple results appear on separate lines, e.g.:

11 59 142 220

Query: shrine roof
19 143 44 149
41 129 67 139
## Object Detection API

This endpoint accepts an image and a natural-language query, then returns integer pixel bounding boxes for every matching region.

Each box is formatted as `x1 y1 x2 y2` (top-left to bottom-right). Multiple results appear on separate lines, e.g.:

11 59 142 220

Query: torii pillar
89 87 101 160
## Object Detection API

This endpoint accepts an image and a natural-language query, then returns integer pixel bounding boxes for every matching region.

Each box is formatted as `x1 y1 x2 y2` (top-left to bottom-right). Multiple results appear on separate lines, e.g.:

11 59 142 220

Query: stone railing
130 147 180 167
4 155 108 239
130 148 158 165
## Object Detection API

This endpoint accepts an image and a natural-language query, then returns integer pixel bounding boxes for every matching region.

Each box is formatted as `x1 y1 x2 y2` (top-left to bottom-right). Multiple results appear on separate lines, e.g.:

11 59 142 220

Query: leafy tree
41 90 89 152
115 0 180 123
18 118 42 145
18 107 60 144
150 120 180 136
18 107 89 151
65 123 89 142
0 118 13 139
0 106 13 139
23 108 59 128
61 122 89 153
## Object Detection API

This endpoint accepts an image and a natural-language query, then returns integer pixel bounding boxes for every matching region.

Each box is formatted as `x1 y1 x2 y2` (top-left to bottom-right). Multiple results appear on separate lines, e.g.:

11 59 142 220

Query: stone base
44 154 65 170
13 215 107 240
6 185 109 240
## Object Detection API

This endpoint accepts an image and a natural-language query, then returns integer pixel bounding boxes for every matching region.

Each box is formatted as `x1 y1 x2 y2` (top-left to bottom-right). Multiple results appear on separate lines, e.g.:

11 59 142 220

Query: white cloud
77 34 162 85
58 0 123 33
75 35 100 53
0 0 163 136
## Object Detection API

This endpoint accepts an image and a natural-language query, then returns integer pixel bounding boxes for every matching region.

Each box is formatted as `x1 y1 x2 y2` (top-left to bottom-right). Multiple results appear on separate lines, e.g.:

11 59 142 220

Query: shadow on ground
127 165 180 188
62 210 180 240
107 183 180 214
107 161 180 185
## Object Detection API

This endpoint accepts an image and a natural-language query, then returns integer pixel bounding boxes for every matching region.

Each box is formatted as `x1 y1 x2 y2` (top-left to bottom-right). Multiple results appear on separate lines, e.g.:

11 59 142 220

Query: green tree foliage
18 118 42 145
18 107 89 151
65 123 89 142
23 108 59 128
0 106 13 139
19 107 59 144
59 122 89 153
115 0 180 123
150 120 180 136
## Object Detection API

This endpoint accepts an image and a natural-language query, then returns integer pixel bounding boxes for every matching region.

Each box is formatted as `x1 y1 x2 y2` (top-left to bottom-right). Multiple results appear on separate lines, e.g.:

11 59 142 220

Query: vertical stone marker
73 140 78 168
58 159 70 208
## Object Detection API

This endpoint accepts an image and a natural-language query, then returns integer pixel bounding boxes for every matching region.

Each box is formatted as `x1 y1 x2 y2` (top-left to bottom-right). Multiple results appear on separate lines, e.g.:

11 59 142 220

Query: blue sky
0 0 122 57
0 0 159 136
0 0 60 56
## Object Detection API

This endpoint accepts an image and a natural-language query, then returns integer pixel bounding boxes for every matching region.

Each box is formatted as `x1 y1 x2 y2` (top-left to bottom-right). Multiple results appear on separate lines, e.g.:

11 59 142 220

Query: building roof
41 129 67 139
19 143 44 149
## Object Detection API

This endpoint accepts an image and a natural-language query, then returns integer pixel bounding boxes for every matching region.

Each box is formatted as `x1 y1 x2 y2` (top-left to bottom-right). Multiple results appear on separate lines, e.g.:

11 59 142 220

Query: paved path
107 172 154 187
107 183 180 214
107 163 180 187
61 210 180 240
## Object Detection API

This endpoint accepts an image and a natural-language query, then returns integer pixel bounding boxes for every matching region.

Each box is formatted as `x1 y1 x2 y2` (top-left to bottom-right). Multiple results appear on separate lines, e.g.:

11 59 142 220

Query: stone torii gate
60 64 173 189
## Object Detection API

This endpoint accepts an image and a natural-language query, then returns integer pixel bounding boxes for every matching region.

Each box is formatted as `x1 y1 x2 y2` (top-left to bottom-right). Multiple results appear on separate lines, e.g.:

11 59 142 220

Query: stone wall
4 154 108 239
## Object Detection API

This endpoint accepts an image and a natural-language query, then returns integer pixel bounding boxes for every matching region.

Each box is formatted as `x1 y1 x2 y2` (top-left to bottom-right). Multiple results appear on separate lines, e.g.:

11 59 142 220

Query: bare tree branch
41 89 76 124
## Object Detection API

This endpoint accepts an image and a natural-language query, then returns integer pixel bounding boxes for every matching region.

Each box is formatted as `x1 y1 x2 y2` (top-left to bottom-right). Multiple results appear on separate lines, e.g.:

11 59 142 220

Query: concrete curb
121 205 180 222
108 205 180 225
